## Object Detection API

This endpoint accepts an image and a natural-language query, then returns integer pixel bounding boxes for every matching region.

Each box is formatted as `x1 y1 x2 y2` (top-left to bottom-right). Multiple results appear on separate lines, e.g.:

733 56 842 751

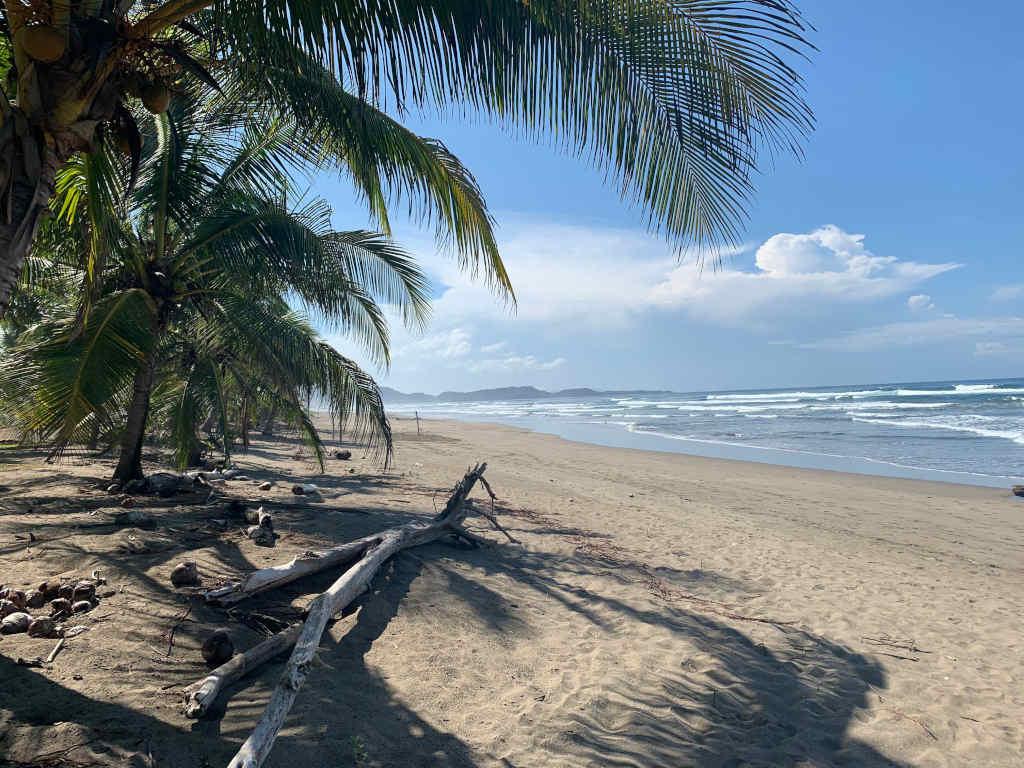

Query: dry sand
1 416 1022 767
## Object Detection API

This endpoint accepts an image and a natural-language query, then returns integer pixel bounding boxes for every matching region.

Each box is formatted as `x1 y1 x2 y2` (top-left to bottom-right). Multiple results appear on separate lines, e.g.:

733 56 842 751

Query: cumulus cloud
648 226 960 324
480 341 507 354
395 327 471 360
797 316 1024 351
907 294 935 311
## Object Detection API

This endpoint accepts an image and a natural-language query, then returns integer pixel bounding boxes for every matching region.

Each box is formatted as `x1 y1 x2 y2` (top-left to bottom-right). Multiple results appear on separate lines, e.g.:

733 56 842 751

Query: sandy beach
1 416 1022 767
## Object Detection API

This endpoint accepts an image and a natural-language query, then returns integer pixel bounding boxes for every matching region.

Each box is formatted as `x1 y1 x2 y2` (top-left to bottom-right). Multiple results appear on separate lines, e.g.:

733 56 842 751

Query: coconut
201 628 234 667
170 561 199 587
28 616 57 638
141 83 171 114
72 581 96 603
25 589 45 609
38 579 61 600
17 24 66 64
0 599 17 618
71 600 92 613
50 598 72 616
58 584 74 601
1 612 33 634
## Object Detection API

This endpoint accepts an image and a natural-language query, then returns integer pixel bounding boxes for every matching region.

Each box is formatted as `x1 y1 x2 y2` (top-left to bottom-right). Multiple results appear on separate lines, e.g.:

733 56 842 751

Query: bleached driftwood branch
213 463 495 768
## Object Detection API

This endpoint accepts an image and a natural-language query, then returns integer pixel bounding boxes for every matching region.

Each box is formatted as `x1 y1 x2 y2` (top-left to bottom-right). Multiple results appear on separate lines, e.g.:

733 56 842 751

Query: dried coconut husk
72 582 96 603
201 629 234 667
28 616 57 638
49 598 71 617
1 612 33 634
171 562 199 587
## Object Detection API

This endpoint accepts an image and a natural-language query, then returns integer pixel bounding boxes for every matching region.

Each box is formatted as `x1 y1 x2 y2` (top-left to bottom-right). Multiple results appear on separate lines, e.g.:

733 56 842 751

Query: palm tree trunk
112 355 157 483
87 419 101 451
241 396 251 452
261 405 277 436
0 125 62 319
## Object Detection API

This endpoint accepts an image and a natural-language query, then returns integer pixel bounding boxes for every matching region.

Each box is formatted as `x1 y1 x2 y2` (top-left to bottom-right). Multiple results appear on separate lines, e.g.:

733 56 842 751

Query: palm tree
0 1 813 318
0 99 429 482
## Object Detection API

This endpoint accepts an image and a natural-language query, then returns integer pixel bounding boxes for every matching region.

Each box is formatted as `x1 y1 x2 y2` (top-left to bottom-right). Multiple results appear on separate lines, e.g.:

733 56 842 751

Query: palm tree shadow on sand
1 514 908 767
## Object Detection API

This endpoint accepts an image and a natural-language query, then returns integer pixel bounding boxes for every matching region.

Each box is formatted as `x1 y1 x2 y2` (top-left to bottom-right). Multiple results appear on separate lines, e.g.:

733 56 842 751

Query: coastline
389 410 1024 488
1 416 1021 765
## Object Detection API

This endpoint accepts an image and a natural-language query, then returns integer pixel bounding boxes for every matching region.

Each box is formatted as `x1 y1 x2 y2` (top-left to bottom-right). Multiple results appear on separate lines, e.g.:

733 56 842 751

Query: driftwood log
200 463 501 768
184 624 302 718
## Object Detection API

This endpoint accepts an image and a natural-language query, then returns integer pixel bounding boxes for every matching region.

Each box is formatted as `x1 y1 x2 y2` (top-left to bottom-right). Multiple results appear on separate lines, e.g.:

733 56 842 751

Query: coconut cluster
0 578 103 637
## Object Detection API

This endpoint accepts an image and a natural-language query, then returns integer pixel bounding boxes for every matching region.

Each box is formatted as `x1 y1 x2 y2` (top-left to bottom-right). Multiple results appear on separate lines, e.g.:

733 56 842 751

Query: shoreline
389 411 1024 489
1 417 1021 765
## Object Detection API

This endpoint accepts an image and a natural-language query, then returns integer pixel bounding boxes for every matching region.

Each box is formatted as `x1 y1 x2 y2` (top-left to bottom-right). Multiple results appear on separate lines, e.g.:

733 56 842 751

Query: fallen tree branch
204 534 381 606
221 463 497 768
183 624 302 719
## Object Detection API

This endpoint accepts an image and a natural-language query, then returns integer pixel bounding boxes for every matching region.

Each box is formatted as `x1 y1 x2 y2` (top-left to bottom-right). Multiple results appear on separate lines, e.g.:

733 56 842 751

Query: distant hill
379 387 436 404
379 385 676 403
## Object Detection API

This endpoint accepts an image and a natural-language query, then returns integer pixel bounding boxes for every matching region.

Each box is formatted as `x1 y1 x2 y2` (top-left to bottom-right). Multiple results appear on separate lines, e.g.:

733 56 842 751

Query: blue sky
314 1 1024 394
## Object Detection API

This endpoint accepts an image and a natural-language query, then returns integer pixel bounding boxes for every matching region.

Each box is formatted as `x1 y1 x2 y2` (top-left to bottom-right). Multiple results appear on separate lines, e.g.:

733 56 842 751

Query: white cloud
798 316 1024 351
907 294 935 311
468 355 566 373
414 220 960 331
648 226 959 325
480 341 507 354
992 283 1024 301
395 327 471 360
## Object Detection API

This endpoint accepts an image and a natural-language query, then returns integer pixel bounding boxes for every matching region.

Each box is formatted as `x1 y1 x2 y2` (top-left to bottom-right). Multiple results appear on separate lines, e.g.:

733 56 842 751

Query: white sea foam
851 416 1024 444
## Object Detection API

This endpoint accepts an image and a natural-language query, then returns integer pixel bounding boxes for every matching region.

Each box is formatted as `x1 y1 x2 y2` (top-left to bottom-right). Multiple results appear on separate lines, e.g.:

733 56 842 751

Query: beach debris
25 589 45 609
72 581 96 603
0 599 17 618
171 561 200 587
149 472 188 497
107 483 122 494
5 589 27 609
247 526 275 547
245 507 275 546
58 583 74 601
49 598 71 617
222 464 513 767
334 450 352 460
2 612 33 634
291 483 318 496
259 482 273 491
63 625 89 638
46 638 66 662
222 469 244 480
201 629 235 667
38 579 61 601
185 624 303 719
1013 485 1024 498
71 600 93 614
28 616 58 637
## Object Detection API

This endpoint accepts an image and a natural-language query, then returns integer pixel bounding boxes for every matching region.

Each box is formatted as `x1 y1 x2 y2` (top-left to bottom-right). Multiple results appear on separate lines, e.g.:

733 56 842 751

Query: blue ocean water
390 379 1024 487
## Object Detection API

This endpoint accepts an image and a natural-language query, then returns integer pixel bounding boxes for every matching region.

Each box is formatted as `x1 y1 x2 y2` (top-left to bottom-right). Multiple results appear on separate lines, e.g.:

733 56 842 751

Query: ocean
388 378 1024 487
